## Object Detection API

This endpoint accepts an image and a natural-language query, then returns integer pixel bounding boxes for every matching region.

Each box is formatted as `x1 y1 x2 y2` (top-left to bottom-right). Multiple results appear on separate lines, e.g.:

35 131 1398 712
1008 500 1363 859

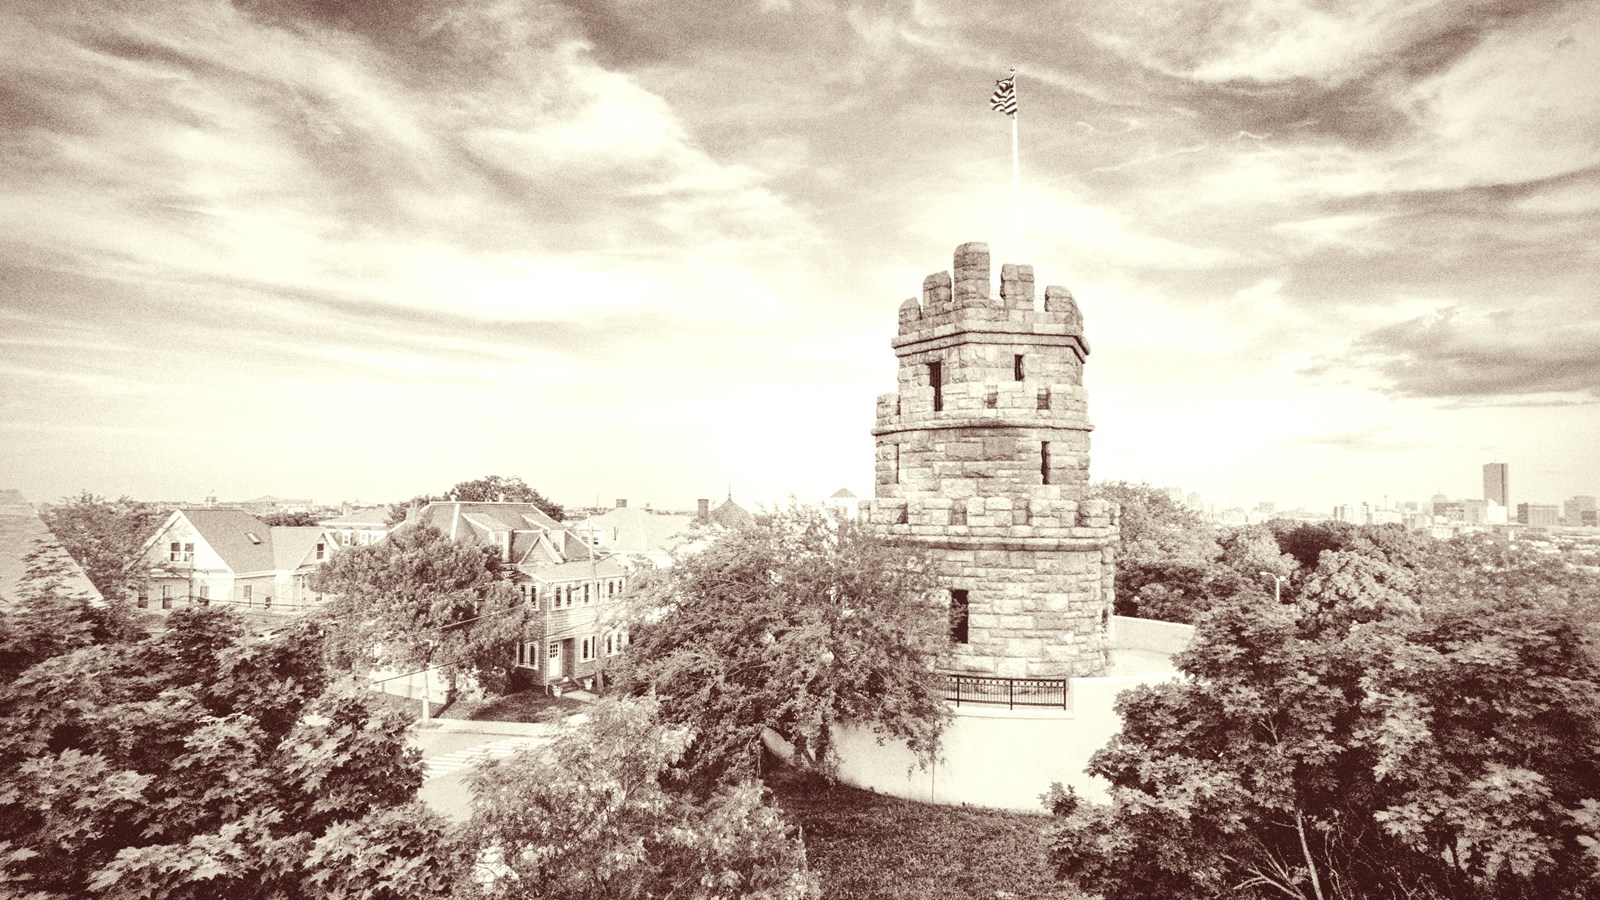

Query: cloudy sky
2 0 1597 514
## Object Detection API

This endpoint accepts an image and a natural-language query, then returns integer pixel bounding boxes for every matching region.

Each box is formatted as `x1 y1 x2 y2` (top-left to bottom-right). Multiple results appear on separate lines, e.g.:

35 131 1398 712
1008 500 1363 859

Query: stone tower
866 242 1118 678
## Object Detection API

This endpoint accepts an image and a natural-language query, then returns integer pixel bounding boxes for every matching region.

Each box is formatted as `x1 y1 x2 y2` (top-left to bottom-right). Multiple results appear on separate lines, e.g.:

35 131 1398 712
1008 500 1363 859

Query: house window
199 585 210 606
263 595 272 609
949 589 970 644
243 585 252 604
315 542 325 561
160 584 172 609
581 637 593 661
929 361 943 412
169 542 194 563
606 634 614 656
1014 354 1025 381
582 584 591 605
136 589 148 609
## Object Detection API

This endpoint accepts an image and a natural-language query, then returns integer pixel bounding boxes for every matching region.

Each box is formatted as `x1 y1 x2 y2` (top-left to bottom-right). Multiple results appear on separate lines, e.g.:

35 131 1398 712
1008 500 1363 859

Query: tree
449 475 564 521
0 605 468 899
464 697 818 899
39 491 163 600
1047 544 1600 900
1090 482 1223 617
615 506 949 790
261 511 319 527
0 541 141 682
311 523 530 694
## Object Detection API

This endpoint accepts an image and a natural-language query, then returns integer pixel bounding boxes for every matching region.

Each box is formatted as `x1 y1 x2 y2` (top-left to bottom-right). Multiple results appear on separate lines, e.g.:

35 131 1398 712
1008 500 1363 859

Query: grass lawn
765 764 1082 900
438 689 589 723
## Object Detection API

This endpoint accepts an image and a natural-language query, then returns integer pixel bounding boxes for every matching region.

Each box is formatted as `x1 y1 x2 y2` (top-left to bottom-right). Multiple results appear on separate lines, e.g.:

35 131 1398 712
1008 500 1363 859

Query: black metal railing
941 673 1069 710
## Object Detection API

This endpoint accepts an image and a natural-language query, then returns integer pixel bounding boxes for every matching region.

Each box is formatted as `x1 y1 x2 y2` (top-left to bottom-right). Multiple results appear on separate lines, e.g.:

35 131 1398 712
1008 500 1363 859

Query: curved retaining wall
789 617 1194 812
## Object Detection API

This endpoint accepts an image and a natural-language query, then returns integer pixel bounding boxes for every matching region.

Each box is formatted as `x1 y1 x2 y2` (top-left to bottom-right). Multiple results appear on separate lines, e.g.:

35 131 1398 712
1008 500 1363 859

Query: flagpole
1010 69 1021 265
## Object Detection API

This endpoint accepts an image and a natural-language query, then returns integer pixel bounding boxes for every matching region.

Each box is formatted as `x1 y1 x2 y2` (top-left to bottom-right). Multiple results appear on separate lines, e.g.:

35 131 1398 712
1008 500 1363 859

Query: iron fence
941 673 1069 710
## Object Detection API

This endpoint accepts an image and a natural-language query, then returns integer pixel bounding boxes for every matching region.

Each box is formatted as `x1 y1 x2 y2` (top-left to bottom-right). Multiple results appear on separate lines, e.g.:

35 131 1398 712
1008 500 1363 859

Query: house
317 505 393 548
0 488 102 608
570 500 695 567
694 494 756 531
134 508 339 616
404 500 633 693
824 487 861 520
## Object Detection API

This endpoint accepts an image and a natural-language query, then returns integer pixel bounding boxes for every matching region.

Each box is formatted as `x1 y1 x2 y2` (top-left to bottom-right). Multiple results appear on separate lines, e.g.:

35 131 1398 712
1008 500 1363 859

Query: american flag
989 73 1017 116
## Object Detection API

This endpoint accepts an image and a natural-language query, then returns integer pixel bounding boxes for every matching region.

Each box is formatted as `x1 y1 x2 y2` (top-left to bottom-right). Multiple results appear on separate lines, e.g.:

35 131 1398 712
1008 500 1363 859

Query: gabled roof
0 489 102 606
178 508 278 574
521 555 628 583
410 501 562 544
830 488 858 499
580 507 694 554
270 526 333 570
318 506 391 526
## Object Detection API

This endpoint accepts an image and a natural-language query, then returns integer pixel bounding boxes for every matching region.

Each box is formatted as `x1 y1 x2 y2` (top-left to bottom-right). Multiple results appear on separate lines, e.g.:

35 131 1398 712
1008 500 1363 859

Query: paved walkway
421 733 552 781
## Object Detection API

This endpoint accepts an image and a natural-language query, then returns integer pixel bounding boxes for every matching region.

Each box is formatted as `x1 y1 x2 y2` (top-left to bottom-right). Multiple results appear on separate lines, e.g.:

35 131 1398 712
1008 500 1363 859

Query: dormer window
315 542 326 560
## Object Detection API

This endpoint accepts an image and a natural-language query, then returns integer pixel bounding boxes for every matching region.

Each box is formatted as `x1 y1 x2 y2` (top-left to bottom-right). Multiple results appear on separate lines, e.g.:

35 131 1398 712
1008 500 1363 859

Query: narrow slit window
1014 354 1025 381
928 361 943 412
1041 441 1052 485
950 501 967 526
949 589 970 644
1038 387 1051 410
894 444 901 483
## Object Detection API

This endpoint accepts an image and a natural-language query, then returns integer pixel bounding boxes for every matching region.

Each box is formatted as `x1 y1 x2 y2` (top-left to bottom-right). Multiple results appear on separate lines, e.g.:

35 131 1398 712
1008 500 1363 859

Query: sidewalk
412 717 560 737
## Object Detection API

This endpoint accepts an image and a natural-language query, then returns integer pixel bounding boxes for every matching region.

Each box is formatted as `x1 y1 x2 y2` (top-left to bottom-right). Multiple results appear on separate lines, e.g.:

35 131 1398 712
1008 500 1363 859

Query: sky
2 0 1597 515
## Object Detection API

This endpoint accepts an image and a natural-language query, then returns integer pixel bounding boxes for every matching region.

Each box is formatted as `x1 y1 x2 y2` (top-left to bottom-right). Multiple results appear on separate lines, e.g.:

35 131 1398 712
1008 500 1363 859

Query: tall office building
1483 463 1509 508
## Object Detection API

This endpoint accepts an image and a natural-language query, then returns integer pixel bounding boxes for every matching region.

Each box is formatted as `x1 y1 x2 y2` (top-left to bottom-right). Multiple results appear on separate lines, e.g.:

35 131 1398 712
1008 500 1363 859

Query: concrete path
421 734 551 781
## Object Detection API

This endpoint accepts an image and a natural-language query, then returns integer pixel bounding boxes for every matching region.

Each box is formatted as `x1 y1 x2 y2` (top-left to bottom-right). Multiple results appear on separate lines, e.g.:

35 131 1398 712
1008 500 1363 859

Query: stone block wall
868 242 1118 678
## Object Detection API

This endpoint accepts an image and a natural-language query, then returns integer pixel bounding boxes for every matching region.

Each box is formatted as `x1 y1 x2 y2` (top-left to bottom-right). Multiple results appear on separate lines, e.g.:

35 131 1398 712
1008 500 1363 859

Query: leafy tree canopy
311 523 530 693
466 697 818 900
386 475 565 525
450 475 564 520
0 602 467 899
1049 539 1600 900
615 506 950 790
260 511 319 527
39 491 163 599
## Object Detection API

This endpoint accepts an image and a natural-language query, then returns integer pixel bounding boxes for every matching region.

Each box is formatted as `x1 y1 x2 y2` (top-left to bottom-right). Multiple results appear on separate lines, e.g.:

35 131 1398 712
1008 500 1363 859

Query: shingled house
134 508 339 615
0 488 102 608
403 500 632 692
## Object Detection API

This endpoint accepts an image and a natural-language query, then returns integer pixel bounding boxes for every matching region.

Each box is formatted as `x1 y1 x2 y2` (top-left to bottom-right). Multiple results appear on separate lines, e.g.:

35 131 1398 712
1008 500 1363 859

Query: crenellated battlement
870 241 1117 679
863 495 1118 535
895 242 1088 355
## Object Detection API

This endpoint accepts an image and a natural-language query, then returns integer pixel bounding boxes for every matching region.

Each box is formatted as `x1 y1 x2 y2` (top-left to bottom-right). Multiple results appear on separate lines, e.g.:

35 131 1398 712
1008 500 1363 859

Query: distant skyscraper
1517 503 1559 528
1565 496 1597 526
1483 463 1509 507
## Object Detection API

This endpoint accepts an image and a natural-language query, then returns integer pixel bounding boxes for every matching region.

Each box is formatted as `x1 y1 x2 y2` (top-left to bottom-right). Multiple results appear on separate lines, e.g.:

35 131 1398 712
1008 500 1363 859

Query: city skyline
3 0 1598 512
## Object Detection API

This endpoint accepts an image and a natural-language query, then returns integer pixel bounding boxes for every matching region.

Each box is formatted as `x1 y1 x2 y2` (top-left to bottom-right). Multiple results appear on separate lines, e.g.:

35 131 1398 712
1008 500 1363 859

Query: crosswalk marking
422 735 551 781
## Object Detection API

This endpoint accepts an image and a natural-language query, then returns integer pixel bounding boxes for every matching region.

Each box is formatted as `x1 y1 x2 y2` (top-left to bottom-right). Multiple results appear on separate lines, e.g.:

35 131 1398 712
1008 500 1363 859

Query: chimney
616 499 628 509
697 498 710 521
